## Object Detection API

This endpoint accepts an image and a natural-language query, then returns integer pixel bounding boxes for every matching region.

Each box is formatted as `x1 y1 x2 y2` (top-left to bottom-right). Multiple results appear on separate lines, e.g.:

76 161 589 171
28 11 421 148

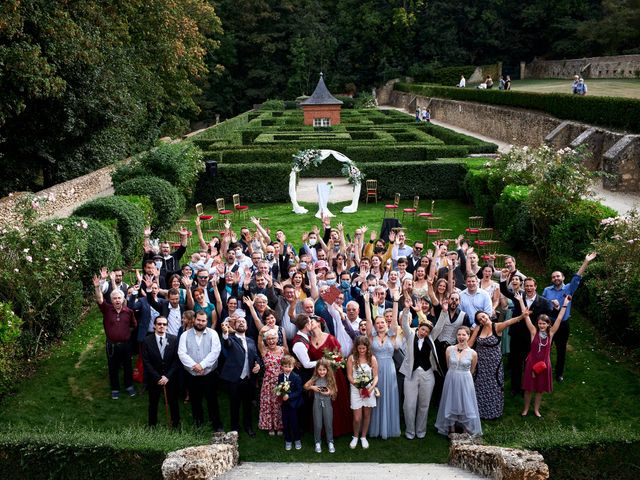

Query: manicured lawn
2 200 639 466
510 79 640 99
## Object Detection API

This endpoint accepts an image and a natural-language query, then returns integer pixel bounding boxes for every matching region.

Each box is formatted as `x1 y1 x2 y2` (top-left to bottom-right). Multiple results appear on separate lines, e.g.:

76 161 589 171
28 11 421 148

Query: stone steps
216 462 487 479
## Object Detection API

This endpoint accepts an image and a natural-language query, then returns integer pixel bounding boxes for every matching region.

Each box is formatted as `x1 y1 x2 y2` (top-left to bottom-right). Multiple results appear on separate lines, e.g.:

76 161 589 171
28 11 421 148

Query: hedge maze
192 108 498 204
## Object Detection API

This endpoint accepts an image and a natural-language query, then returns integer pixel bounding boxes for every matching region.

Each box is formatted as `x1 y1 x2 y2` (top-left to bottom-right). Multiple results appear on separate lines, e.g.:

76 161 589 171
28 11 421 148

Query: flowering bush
488 145 602 258
587 210 640 345
0 197 86 356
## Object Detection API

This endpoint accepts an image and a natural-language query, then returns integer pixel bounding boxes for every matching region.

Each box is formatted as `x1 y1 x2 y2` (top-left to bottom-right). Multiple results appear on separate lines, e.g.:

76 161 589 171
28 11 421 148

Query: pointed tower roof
301 73 343 105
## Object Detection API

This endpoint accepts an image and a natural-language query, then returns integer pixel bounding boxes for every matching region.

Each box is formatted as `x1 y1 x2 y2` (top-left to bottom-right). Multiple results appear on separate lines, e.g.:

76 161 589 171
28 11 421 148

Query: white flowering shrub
0 196 86 355
588 210 640 342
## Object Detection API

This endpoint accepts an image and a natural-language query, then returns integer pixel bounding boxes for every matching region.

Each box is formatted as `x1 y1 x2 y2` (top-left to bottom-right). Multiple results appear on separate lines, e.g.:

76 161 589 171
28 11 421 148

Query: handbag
532 361 547 375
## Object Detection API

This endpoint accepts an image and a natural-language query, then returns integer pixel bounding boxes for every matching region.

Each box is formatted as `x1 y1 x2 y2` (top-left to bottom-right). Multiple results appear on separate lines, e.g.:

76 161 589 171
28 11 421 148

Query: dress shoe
244 428 256 437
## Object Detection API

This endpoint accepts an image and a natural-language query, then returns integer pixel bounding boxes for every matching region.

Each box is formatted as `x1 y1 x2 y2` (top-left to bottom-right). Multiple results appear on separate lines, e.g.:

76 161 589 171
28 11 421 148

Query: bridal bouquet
354 367 372 398
323 348 346 370
273 380 291 397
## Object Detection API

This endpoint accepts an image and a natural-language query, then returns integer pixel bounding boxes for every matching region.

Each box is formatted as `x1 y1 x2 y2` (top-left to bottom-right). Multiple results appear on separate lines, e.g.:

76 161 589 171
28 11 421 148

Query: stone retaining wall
449 434 549 480
162 432 238 480
525 54 640 79
0 162 119 228
379 81 640 192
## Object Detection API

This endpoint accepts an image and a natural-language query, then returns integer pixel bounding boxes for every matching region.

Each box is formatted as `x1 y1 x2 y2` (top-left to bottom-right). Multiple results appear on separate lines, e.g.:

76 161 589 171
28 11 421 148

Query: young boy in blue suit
278 355 303 450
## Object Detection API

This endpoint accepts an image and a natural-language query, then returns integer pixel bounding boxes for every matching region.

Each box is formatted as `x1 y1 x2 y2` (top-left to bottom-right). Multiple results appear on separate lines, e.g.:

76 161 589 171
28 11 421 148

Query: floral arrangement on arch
292 149 322 172
342 163 365 186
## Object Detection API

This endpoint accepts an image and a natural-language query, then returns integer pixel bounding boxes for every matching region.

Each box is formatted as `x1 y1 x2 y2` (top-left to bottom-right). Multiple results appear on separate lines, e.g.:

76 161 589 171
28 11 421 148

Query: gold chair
216 198 234 227
366 179 378 204
383 193 400 218
232 193 249 220
195 203 214 231
402 196 419 221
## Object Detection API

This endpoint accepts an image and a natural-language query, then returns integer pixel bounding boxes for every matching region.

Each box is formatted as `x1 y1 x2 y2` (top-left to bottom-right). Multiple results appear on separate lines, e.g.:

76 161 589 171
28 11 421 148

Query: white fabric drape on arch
289 149 361 215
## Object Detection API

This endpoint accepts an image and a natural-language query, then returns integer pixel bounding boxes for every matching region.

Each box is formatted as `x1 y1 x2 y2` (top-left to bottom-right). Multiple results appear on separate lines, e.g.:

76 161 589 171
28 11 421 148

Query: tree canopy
1 0 637 194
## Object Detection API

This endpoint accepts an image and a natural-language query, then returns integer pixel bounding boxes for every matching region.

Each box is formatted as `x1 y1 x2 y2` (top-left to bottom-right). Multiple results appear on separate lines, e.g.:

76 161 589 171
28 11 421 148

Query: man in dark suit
146 287 187 336
220 317 261 436
405 241 424 275
142 316 180 427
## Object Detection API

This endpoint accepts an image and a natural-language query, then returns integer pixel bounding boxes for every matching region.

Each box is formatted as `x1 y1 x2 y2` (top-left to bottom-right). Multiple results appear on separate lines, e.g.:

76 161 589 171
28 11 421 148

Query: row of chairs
196 194 250 230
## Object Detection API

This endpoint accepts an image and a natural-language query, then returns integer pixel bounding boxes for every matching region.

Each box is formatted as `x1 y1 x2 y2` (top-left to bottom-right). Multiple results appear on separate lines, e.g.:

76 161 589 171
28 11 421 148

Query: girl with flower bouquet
304 358 338 453
346 336 378 449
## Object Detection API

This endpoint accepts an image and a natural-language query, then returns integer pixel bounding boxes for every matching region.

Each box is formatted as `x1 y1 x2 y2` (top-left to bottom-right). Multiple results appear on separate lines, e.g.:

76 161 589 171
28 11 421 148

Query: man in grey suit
399 297 442 440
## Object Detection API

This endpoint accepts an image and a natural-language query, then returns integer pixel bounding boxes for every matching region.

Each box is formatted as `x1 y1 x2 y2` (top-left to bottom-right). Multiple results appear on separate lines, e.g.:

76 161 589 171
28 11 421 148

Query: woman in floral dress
258 329 284 434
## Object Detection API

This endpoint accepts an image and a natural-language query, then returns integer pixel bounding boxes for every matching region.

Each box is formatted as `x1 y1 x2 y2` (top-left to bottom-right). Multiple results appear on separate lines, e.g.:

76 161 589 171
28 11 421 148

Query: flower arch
289 149 364 215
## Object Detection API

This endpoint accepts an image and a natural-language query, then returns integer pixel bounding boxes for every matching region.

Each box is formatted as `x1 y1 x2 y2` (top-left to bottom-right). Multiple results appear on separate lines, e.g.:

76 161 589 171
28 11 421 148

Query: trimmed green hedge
73 197 146 265
492 184 533 248
195 163 291 203
547 200 616 273
114 176 185 237
360 159 469 199
419 123 498 152
540 441 640 480
396 82 640 133
203 144 471 166
111 143 204 202
408 64 476 86
463 167 495 221
71 217 123 284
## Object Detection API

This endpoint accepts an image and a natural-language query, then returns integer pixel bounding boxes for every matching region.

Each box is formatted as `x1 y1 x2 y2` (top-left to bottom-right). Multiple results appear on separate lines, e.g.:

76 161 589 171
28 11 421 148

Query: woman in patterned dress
257 329 284 434
469 310 527 419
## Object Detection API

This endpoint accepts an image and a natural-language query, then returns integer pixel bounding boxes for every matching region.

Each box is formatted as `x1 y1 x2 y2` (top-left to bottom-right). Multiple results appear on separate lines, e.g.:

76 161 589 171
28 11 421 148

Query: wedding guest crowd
94 214 597 448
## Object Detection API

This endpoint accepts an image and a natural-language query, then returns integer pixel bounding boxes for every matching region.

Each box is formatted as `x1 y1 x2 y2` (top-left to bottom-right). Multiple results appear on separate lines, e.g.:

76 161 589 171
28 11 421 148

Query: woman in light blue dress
435 326 482 436
364 291 401 439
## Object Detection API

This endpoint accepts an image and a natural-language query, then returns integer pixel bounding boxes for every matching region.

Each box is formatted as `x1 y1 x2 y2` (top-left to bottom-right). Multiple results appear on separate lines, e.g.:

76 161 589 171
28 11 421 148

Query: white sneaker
285 442 292 451
315 442 322 453
328 442 335 453
294 440 302 450
349 436 358 449
360 437 369 449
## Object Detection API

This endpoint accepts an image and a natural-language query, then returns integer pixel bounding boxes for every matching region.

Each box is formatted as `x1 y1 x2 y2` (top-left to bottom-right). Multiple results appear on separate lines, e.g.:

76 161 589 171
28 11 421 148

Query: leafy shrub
463 167 496 221
493 184 533 249
0 302 22 344
114 176 185 237
0 206 87 356
395 82 640 133
261 99 285 110
408 64 476 86
335 95 355 108
74 196 146 265
0 338 21 398
546 200 615 273
586 211 640 345
119 195 154 227
72 217 123 284
112 143 204 202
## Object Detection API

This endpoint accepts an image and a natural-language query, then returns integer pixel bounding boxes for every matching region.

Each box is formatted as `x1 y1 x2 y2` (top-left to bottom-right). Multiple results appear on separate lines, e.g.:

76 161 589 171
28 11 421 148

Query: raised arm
577 251 597 277
495 310 526 335
195 217 207 251
93 275 104 305
244 296 265 332
251 216 271 244
550 295 571 336
363 291 373 338
308 267 319 300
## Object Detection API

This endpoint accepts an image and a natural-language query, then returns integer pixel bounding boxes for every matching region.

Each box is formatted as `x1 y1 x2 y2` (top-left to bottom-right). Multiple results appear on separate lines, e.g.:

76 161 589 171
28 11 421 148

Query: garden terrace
190 107 497 204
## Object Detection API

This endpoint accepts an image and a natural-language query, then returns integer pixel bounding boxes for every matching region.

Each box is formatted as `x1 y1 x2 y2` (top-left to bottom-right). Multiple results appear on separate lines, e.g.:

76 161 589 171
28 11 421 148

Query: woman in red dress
521 295 570 418
308 321 352 437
